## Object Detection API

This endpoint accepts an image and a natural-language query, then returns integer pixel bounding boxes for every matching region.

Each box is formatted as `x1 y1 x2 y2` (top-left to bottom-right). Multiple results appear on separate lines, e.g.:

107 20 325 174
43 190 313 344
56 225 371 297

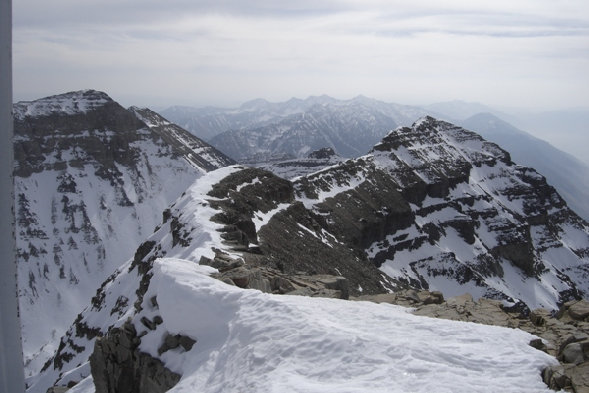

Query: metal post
0 0 26 390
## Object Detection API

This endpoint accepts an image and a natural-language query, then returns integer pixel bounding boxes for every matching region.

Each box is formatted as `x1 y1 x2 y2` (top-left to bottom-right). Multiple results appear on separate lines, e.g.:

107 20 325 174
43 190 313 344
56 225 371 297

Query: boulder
569 300 589 321
562 342 585 365
158 333 197 355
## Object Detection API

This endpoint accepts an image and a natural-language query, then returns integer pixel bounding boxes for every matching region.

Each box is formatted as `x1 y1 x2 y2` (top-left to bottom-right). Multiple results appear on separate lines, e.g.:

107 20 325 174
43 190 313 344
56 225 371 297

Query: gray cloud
12 0 589 110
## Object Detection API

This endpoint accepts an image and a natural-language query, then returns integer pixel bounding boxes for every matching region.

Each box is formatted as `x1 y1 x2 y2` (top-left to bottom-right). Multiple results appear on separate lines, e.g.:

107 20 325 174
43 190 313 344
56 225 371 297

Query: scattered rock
530 338 546 351
199 249 245 272
531 308 552 326
208 254 352 300
543 364 574 391
140 316 157 331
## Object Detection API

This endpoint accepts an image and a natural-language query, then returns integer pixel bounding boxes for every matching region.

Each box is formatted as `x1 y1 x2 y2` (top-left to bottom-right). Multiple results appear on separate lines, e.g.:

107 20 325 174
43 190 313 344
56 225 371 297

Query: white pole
0 0 26 390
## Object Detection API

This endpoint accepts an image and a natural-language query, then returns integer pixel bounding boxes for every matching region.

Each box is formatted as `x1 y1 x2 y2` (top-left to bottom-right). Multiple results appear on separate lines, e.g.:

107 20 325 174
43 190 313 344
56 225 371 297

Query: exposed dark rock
170 216 192 248
199 249 245 272
205 253 352 299
46 387 69 393
308 147 337 159
255 202 397 296
158 333 197 355
90 320 180 393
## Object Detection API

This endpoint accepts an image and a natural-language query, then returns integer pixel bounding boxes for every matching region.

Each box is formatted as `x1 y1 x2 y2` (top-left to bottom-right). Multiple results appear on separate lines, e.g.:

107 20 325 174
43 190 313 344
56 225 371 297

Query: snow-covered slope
26 114 589 393
59 259 556 393
13 90 233 376
31 167 557 393
461 112 589 222
129 106 235 171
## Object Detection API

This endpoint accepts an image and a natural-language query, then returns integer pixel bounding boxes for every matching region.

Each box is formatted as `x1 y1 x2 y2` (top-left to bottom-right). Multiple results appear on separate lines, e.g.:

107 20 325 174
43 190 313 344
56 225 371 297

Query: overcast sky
12 0 589 109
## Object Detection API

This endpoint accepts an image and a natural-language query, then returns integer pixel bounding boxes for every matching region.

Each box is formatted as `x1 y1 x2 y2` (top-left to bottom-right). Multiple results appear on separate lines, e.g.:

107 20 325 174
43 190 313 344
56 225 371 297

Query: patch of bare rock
200 249 350 299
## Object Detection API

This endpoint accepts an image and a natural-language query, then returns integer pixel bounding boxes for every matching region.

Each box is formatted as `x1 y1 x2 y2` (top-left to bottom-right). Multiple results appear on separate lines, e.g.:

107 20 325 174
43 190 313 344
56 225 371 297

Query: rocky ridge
461 112 589 222
256 147 346 180
129 107 234 171
29 165 391 392
291 116 589 310
30 116 589 392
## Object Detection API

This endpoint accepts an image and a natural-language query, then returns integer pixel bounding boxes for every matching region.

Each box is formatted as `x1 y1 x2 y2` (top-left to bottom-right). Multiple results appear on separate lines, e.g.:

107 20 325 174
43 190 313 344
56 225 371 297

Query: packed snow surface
74 258 555 393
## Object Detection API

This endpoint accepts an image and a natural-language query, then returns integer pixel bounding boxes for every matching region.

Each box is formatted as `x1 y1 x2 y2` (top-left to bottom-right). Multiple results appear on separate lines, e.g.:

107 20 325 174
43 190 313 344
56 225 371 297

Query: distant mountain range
160 96 589 222
161 96 431 162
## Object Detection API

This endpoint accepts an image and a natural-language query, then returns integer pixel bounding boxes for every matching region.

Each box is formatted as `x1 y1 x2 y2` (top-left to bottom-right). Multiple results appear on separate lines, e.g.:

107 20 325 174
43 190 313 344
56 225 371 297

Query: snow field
135 258 557 393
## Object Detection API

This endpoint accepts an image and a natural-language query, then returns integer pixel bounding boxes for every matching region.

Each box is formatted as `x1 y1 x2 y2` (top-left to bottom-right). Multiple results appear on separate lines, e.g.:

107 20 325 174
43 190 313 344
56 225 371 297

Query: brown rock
530 308 551 326
569 300 589 321
570 362 589 393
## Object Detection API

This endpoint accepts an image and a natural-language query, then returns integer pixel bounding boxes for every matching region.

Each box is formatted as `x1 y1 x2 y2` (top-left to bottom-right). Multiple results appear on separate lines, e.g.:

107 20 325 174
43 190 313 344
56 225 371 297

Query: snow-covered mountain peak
13 90 234 376
13 89 112 119
294 117 588 310
379 116 512 163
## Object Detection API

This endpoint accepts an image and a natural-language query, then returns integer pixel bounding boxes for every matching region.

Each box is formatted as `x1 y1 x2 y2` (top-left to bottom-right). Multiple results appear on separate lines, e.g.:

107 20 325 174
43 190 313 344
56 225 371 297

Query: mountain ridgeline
162 95 431 163
30 110 589 392
15 91 589 393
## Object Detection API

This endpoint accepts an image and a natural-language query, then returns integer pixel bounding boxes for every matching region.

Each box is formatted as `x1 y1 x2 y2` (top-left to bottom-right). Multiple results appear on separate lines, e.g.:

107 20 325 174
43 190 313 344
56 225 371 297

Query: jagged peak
373 116 512 167
413 115 441 128
13 89 114 119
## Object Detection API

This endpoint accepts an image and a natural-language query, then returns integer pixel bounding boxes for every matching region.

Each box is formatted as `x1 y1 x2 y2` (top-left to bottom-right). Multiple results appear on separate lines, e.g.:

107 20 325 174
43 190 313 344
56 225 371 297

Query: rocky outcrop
201 249 350 299
257 147 346 180
541 300 589 393
201 167 397 296
293 116 589 311
89 320 180 393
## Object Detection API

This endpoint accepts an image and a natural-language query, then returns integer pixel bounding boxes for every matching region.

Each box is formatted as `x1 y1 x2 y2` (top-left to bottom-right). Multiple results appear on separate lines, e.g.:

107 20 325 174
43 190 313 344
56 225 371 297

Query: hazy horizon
13 1 589 112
